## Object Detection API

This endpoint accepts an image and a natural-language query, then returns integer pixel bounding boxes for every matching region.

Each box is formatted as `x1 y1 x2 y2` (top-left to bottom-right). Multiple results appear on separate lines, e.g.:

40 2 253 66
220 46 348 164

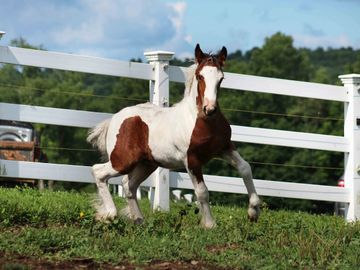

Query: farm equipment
0 120 50 189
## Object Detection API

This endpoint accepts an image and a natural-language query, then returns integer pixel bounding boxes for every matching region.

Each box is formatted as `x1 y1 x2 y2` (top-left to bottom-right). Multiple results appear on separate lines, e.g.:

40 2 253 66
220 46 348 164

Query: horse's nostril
206 107 217 116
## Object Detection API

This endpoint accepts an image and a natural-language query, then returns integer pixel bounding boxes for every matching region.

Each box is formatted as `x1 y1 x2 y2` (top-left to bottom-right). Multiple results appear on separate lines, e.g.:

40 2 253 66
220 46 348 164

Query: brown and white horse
87 44 260 228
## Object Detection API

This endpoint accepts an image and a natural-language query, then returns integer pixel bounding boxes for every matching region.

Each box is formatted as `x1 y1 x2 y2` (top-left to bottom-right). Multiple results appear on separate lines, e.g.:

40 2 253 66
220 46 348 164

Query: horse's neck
164 79 199 133
182 78 199 116
192 77 199 98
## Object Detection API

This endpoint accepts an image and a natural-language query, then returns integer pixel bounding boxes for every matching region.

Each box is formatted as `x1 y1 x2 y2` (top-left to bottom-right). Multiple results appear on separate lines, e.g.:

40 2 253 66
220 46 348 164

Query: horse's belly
146 112 194 169
149 142 187 169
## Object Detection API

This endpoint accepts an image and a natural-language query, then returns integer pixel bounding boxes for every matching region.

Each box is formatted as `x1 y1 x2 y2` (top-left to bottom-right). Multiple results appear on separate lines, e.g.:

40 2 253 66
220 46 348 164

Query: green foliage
248 33 311 81
0 188 359 269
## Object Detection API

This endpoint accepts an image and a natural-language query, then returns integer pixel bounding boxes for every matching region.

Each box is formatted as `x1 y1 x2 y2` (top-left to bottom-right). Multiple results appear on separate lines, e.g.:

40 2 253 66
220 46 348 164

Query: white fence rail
0 159 350 203
169 66 349 102
0 45 359 221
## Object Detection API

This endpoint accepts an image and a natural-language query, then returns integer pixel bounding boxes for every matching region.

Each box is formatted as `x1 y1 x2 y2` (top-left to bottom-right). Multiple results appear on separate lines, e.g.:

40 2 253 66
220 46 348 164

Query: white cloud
53 0 175 47
294 33 353 48
0 0 193 60
168 1 187 31
53 21 104 45
184 35 192 43
160 1 193 59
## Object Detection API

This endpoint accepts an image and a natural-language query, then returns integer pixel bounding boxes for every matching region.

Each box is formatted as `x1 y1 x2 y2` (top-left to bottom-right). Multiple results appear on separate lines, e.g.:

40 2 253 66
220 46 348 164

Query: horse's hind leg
121 162 157 224
223 149 260 222
92 162 120 220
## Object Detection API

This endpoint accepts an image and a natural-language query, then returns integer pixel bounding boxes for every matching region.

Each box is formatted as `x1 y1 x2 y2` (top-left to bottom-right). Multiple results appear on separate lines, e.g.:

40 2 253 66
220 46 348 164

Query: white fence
0 45 359 221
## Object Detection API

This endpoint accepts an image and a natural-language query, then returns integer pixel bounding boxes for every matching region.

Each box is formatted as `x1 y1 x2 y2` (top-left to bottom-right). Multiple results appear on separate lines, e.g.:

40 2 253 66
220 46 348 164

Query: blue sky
0 0 359 61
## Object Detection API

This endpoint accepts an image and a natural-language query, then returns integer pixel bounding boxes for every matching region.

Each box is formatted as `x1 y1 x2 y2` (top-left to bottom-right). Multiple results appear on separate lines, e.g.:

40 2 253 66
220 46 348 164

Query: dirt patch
0 252 232 270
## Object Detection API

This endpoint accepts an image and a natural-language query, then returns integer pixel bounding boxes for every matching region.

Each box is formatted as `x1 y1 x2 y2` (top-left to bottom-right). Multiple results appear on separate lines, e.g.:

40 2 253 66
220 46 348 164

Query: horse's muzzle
203 105 217 116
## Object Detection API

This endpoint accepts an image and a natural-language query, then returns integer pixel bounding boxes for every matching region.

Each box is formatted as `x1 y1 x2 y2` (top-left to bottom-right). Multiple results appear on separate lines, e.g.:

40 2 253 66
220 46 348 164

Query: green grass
0 187 359 269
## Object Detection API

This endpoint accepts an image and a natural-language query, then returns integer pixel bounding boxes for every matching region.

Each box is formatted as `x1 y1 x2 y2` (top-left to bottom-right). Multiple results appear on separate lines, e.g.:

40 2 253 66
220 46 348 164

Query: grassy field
0 187 359 269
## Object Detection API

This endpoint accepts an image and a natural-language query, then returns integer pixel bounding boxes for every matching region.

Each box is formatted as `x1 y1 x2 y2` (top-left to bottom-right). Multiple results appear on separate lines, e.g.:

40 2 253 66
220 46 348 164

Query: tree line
1 32 359 212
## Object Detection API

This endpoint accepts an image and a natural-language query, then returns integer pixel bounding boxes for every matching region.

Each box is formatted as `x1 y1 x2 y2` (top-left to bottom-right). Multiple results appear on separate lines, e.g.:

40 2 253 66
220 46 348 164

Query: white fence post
144 50 174 211
339 74 360 221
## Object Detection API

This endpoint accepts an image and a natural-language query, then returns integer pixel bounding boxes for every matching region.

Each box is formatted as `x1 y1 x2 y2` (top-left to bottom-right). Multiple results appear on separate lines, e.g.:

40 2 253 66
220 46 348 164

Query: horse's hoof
247 207 260 222
95 213 115 223
200 219 216 229
248 214 258 223
202 222 216 229
134 218 144 225
119 206 131 218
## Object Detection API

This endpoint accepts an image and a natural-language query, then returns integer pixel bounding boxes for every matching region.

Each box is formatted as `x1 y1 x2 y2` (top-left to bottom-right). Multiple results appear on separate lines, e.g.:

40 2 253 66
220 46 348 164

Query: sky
0 0 359 61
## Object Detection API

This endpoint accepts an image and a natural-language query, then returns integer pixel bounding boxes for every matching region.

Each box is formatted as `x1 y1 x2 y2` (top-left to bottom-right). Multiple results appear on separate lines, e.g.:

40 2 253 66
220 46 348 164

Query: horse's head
194 44 227 116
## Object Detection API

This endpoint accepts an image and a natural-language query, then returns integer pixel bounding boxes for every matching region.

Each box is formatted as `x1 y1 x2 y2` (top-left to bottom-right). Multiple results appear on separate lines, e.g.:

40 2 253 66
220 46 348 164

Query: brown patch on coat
196 75 206 110
187 110 233 180
110 116 153 174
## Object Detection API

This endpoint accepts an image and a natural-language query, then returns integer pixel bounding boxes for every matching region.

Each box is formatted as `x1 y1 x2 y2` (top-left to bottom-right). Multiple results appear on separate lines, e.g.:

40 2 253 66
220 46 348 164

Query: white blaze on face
200 66 224 114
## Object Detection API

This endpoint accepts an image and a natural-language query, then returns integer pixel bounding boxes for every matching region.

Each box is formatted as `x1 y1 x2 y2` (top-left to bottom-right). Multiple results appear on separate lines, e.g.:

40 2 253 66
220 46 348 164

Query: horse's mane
184 64 197 96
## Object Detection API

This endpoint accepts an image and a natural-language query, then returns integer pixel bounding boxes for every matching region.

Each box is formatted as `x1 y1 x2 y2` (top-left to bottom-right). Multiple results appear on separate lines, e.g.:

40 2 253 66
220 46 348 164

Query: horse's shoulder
187 112 232 163
194 112 231 137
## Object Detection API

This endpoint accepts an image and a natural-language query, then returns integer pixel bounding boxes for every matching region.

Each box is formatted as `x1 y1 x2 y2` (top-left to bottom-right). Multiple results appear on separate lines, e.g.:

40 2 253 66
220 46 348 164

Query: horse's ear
218 46 227 67
195 44 205 64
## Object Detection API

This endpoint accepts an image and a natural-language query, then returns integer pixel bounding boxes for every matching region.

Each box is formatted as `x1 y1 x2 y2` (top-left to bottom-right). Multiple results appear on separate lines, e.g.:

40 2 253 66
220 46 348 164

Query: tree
248 32 311 81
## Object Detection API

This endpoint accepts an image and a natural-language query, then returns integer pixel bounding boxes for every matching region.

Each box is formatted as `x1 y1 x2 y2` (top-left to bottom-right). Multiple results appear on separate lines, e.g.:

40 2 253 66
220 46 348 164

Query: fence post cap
144 51 174 62
339 74 360 84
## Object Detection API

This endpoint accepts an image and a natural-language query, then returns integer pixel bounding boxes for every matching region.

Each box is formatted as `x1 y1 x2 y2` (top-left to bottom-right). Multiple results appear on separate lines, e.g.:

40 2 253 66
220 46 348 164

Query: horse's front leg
186 165 215 229
223 149 260 222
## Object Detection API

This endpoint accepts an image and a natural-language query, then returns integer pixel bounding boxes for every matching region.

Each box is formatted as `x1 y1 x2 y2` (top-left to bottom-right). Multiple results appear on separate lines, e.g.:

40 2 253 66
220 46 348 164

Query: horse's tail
87 118 111 157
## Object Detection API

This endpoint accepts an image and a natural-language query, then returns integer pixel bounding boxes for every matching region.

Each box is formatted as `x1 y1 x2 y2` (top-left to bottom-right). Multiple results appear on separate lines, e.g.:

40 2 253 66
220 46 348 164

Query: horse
87 44 260 228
